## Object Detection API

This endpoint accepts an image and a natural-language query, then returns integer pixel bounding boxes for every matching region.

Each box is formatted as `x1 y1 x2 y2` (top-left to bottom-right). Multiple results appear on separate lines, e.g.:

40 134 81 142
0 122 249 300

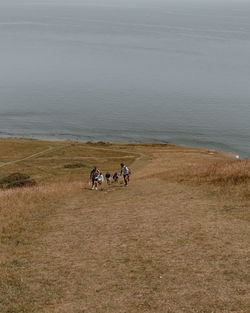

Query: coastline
0 136 240 186
0 134 245 160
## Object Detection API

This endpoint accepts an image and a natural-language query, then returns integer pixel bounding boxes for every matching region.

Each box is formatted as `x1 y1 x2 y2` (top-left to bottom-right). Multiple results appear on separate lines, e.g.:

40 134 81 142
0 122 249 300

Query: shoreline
1 115 249 158
0 135 242 160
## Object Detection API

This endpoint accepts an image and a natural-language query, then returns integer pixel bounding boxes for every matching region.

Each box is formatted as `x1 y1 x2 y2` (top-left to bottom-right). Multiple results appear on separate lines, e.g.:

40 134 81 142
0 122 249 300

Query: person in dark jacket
89 166 99 190
105 172 111 184
113 172 119 183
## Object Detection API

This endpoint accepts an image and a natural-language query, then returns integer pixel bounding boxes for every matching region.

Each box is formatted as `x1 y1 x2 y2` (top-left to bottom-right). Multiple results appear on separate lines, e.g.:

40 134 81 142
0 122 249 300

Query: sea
0 0 250 159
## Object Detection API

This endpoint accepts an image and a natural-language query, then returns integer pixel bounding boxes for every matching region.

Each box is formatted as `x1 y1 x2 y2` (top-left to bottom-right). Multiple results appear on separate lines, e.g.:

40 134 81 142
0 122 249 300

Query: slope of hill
0 139 249 313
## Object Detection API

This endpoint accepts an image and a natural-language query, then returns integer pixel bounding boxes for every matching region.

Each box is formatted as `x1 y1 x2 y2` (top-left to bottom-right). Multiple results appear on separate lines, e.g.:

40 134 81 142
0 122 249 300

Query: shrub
0 173 36 189
64 163 86 169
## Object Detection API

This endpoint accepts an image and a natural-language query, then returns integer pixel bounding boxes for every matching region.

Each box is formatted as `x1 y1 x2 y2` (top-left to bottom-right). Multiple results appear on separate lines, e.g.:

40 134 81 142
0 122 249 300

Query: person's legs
124 175 128 186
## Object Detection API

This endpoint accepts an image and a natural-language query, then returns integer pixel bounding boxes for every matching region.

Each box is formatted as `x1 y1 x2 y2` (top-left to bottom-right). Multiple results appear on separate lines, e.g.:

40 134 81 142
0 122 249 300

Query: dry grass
1 140 250 312
196 160 250 185
176 159 250 202
173 159 250 186
0 139 141 312
0 138 53 163
0 182 82 244
136 146 250 200
0 182 83 313
0 139 138 183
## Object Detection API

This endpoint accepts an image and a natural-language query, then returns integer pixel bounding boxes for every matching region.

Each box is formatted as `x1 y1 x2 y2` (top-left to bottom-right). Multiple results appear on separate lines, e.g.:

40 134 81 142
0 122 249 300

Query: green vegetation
0 172 36 189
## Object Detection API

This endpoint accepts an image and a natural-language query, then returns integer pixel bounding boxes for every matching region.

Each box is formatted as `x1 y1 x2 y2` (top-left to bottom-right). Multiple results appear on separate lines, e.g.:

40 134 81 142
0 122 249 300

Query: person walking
120 163 129 186
98 172 104 186
113 172 119 183
105 172 111 184
89 166 99 190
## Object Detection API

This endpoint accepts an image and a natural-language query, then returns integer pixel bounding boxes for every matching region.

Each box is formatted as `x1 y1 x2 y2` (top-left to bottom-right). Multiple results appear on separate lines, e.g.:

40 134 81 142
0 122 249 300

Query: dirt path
0 146 57 168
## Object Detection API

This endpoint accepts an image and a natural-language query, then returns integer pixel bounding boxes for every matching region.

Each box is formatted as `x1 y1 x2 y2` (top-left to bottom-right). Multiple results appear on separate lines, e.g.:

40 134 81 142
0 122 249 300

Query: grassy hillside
0 138 139 184
0 139 249 312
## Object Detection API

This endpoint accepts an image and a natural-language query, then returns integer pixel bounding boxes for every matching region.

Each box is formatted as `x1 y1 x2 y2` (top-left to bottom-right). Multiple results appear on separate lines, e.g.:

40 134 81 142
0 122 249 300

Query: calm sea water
0 0 250 158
